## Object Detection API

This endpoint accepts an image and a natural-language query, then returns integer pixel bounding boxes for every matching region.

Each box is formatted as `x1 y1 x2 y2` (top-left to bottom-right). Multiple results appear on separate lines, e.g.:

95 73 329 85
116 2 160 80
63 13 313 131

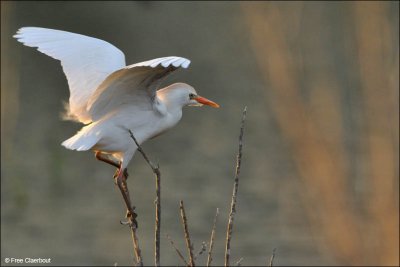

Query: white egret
14 27 219 183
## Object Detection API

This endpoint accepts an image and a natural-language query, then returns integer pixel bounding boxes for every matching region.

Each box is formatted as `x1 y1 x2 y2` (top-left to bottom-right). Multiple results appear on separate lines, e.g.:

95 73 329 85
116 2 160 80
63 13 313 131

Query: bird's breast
118 108 182 141
92 106 182 154
148 111 182 139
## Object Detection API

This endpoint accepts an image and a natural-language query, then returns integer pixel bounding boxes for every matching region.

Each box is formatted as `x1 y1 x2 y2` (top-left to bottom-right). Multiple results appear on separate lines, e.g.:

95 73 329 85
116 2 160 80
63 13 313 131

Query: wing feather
14 27 126 123
87 56 190 121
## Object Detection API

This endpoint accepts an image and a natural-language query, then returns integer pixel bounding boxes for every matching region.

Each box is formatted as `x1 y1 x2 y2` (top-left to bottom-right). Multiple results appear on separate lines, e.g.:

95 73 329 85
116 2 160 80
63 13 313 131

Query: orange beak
193 96 220 108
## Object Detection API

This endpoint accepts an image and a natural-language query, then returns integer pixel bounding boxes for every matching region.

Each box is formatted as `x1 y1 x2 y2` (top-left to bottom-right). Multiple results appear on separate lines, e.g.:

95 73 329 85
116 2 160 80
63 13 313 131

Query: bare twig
131 226 143 266
207 208 219 266
180 200 195 266
115 171 142 266
128 129 161 266
234 257 244 266
166 233 189 266
128 129 159 170
269 248 277 267
117 199 142 266
224 106 247 267
194 241 207 260
154 170 161 267
97 141 142 266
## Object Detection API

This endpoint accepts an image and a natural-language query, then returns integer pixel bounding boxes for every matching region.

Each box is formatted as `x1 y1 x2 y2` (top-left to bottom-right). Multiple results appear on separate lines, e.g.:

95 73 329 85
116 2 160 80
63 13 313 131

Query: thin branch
97 141 142 266
166 233 189 266
180 200 195 267
131 226 143 266
116 171 142 266
128 129 161 266
194 241 207 260
269 248 277 267
234 257 244 266
128 129 159 171
206 208 219 267
154 169 161 267
224 106 247 267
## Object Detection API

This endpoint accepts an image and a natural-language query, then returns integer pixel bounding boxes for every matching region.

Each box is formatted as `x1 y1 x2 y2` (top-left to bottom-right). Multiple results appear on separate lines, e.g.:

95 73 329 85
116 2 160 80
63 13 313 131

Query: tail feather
62 125 100 151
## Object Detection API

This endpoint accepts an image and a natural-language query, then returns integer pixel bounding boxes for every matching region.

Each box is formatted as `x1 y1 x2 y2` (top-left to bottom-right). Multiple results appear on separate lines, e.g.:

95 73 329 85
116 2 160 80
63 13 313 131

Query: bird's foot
113 170 119 184
120 206 138 228
127 207 138 228
113 168 129 183
114 168 137 228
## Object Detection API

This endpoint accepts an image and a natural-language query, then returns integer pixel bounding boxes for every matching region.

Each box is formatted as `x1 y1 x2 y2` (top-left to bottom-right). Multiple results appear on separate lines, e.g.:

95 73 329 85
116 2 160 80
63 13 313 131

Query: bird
14 27 219 182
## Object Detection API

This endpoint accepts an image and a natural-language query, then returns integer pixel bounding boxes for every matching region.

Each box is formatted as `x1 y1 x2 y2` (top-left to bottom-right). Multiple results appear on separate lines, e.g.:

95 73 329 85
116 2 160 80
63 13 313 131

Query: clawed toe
120 208 138 228
127 208 138 228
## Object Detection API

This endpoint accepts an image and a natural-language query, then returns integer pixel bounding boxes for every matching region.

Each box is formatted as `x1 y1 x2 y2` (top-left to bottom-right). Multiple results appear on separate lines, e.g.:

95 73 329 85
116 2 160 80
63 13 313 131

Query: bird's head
159 83 220 109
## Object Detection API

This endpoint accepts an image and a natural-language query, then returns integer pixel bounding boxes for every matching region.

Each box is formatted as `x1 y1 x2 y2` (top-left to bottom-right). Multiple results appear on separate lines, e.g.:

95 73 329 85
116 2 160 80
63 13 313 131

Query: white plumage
14 27 219 175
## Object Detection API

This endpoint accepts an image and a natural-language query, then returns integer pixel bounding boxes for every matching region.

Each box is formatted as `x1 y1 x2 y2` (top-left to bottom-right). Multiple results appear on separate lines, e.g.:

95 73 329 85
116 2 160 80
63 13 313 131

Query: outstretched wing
14 27 126 123
87 56 191 121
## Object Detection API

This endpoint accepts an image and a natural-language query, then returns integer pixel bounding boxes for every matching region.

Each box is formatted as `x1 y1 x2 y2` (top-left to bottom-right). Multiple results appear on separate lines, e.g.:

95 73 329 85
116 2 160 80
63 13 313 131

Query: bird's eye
189 93 196 99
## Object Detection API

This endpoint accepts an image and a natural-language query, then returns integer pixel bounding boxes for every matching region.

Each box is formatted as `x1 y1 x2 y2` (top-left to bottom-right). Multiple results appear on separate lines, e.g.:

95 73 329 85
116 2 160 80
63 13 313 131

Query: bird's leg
114 168 130 182
115 168 138 228
95 151 129 179
95 151 120 168
95 152 136 226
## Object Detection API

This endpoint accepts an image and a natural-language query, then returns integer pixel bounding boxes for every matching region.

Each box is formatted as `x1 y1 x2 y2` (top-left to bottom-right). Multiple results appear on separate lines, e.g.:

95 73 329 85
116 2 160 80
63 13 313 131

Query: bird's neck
164 99 183 119
156 88 185 116
154 92 183 130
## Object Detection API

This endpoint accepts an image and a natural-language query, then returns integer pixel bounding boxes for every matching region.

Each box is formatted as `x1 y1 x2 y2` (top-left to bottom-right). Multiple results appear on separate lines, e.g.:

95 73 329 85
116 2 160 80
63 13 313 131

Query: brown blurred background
1 1 399 266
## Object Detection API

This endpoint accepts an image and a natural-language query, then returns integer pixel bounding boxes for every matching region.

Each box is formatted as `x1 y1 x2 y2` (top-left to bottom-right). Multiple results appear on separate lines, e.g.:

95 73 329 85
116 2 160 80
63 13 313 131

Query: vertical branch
128 130 161 266
269 248 277 267
116 171 142 266
180 200 195 267
225 107 247 267
206 208 219 267
154 166 161 267
131 227 143 266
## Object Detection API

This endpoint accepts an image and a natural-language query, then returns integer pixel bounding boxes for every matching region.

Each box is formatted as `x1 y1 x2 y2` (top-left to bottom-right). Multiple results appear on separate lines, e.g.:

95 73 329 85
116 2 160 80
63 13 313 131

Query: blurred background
1 1 399 266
